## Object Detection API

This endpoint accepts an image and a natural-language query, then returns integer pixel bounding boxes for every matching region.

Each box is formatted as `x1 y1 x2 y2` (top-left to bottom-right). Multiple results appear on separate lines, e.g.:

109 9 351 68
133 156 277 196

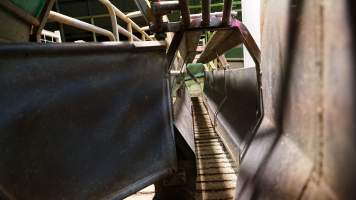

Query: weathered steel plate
0 42 176 200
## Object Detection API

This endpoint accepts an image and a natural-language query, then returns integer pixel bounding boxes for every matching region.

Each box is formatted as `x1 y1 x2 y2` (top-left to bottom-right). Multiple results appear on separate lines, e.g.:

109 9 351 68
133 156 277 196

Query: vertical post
127 23 133 42
222 0 232 25
108 6 119 41
55 0 65 42
142 33 146 41
54 30 62 43
90 18 97 42
202 0 211 26
178 0 191 27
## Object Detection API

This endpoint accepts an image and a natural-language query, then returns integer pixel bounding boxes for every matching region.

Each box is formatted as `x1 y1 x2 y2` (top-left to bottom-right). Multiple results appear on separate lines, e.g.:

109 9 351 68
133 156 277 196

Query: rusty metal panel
236 0 356 199
0 42 177 200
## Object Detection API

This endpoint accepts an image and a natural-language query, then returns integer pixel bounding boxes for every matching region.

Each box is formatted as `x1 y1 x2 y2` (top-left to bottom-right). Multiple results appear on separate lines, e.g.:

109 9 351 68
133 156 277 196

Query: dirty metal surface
0 42 177 200
174 87 195 154
203 68 258 162
236 0 356 199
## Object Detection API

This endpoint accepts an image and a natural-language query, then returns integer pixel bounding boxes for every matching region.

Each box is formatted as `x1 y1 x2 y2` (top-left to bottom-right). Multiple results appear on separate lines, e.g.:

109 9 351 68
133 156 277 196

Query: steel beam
197 20 260 65
134 0 154 23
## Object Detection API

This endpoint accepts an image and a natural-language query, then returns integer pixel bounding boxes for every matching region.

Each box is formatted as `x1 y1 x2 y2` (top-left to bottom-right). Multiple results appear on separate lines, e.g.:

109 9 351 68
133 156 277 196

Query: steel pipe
98 0 152 40
222 0 232 25
178 0 191 27
104 5 119 41
126 11 143 18
117 25 141 41
202 0 211 26
48 11 116 41
152 1 180 15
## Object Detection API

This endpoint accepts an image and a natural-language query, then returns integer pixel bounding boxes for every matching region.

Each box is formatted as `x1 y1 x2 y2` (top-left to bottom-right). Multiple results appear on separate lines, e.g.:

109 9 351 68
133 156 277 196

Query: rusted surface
236 0 356 199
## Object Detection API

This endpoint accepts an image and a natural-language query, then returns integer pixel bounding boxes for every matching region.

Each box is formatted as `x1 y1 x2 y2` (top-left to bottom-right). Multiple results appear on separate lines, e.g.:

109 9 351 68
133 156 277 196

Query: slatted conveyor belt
127 96 238 200
192 97 238 200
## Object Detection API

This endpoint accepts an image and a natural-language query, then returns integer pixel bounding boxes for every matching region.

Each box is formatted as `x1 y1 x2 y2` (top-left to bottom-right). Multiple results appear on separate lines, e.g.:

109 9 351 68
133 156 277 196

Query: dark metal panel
203 68 258 163
0 42 176 200
0 6 31 42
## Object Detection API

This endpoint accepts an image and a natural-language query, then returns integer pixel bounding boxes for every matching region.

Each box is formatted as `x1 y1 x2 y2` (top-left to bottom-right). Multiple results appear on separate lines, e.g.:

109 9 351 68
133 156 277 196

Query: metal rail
98 0 152 41
48 11 116 41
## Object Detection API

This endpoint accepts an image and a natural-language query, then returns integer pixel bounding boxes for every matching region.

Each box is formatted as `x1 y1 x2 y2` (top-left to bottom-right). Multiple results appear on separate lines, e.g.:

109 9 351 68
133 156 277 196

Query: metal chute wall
203 67 258 161
236 0 356 199
0 43 176 200
173 87 195 154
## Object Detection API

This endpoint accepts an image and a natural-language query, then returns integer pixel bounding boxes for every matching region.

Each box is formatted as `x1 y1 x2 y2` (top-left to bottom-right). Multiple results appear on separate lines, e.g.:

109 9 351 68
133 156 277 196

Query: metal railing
40 30 62 43
46 0 152 42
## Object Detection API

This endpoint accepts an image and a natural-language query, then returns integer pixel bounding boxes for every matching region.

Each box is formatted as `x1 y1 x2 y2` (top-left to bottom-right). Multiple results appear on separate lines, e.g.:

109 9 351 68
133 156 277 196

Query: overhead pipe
48 11 116 41
178 0 191 27
201 0 211 26
222 0 232 25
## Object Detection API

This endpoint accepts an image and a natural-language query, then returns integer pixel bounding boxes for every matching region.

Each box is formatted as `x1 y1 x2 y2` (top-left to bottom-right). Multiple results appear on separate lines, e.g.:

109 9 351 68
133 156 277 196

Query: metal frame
34 0 56 42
